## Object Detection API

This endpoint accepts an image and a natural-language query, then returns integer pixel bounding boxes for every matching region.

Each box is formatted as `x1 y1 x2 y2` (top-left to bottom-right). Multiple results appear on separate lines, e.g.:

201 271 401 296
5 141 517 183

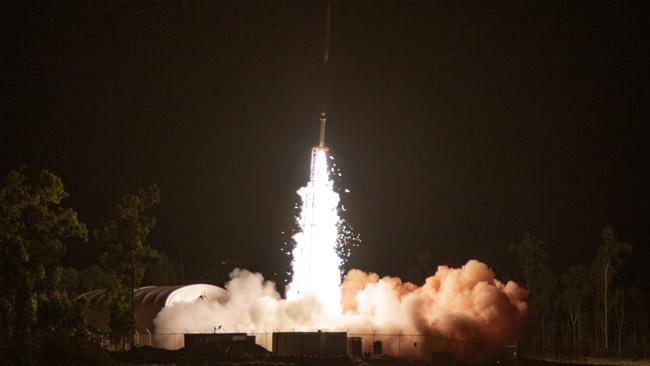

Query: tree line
508 230 647 358
0 168 176 365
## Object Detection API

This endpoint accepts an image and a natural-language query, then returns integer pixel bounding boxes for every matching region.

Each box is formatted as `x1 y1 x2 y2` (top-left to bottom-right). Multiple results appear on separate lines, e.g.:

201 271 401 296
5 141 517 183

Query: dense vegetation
0 169 174 365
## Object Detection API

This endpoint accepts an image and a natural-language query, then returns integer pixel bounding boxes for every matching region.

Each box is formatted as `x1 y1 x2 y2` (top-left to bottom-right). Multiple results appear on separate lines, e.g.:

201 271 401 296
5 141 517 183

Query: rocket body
319 112 327 148
311 112 328 181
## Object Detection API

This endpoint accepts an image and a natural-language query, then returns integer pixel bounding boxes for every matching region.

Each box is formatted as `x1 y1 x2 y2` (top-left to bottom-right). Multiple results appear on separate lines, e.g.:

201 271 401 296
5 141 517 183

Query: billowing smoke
154 260 527 361
154 268 331 333
339 260 528 361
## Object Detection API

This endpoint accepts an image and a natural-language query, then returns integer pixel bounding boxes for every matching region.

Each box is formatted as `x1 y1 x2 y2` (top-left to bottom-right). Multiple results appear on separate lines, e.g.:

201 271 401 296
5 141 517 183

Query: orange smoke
340 260 528 360
154 259 526 362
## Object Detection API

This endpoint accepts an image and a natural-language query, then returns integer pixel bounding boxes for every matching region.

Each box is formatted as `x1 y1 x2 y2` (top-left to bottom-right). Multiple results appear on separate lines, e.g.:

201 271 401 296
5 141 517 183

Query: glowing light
287 147 342 315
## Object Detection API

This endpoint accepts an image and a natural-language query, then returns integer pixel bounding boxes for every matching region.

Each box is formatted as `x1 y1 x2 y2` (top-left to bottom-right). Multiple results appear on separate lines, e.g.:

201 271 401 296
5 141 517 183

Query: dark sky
2 1 648 285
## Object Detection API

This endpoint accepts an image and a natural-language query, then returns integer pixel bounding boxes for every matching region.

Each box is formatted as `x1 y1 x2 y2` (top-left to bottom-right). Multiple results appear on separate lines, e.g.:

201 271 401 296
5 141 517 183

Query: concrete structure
272 331 347 356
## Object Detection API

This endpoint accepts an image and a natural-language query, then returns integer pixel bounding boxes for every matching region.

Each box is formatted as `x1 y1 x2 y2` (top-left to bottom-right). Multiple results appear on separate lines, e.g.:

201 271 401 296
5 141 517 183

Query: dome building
83 284 226 349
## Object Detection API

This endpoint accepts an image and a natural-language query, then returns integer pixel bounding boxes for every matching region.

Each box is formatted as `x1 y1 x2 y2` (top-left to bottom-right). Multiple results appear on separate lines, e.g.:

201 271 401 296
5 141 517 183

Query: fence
121 330 510 360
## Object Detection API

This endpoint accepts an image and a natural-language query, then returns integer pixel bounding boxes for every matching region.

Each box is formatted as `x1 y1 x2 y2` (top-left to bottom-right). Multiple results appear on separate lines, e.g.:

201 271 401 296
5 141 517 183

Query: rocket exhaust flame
286 146 342 315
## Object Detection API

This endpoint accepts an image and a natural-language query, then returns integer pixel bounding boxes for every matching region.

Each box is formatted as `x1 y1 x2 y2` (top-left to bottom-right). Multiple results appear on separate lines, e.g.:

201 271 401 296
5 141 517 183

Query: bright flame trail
287 147 342 315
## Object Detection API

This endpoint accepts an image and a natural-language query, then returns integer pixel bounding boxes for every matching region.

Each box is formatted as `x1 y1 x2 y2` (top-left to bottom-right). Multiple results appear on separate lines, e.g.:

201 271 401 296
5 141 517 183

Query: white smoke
154 268 330 333
154 260 527 361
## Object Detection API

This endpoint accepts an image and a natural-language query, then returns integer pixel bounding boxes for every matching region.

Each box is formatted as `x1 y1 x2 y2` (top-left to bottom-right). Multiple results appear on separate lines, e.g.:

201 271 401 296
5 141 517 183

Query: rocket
308 1 331 181
316 1 330 152
311 111 327 180
319 112 327 149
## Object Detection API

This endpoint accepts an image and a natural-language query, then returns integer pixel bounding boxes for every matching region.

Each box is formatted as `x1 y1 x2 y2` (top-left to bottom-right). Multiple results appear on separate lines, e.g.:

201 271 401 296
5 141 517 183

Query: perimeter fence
117 330 508 359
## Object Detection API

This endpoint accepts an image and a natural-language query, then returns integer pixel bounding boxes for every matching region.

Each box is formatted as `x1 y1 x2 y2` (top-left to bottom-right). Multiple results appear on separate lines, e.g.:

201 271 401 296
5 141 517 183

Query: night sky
2 1 648 285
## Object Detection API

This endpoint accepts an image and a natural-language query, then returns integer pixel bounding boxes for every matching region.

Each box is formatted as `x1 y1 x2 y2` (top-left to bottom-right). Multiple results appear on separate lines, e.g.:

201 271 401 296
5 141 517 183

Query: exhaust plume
154 260 526 361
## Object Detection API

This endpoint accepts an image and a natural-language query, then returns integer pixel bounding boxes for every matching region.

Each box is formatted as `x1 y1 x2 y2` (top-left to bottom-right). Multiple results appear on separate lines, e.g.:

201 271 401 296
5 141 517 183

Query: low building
272 331 348 356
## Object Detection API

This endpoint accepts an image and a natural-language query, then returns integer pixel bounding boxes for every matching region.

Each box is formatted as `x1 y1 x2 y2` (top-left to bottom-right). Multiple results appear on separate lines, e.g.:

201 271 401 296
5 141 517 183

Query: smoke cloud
154 260 527 361
340 260 527 350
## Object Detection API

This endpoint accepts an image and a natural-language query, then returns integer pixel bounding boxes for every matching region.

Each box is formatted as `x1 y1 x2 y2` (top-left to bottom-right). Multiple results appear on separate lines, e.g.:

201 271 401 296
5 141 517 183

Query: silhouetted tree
624 286 648 357
96 184 160 349
509 233 556 352
0 169 88 364
143 252 179 285
590 226 631 354
79 265 111 292
612 288 625 356
559 264 590 353
59 266 81 295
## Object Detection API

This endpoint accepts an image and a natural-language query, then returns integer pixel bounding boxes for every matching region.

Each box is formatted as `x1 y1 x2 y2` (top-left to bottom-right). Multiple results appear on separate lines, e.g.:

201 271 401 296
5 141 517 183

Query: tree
590 226 631 354
623 286 646 357
107 286 134 349
143 252 179 285
79 265 111 292
559 264 590 353
612 288 625 356
509 233 557 352
0 169 87 363
96 184 160 349
60 266 81 295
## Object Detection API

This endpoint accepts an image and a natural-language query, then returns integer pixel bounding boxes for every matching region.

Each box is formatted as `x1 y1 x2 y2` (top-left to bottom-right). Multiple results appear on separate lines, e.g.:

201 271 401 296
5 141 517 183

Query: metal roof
82 284 226 333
